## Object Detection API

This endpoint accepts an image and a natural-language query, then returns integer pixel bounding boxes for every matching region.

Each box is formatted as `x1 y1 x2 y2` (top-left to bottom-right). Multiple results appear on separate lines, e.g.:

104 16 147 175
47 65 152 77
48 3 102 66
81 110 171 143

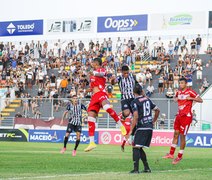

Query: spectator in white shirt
136 37 142 50
146 82 155 97
38 69 44 89
26 68 33 89
116 37 122 52
136 70 146 86
196 64 203 84
145 70 152 83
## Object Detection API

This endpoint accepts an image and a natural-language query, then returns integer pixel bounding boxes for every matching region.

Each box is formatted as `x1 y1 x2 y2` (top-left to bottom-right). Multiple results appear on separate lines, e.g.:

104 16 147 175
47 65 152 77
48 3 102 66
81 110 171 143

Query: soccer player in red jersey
163 77 203 164
84 58 127 152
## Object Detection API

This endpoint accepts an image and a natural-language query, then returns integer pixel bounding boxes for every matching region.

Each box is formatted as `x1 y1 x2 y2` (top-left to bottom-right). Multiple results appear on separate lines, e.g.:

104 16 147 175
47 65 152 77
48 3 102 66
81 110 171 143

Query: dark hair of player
133 84 143 95
121 65 129 71
179 77 187 83
93 58 102 66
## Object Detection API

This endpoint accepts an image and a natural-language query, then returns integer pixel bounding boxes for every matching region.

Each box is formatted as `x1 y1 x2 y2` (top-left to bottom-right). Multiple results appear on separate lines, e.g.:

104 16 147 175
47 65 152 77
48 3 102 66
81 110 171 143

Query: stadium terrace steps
1 108 16 113
0 99 22 118
9 104 21 108
0 113 10 117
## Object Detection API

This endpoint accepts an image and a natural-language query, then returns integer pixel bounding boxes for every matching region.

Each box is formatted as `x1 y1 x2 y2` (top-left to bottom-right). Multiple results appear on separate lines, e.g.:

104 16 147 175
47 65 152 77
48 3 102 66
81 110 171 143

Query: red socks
88 121 95 136
169 144 177 155
122 140 126 147
178 150 184 158
106 108 120 122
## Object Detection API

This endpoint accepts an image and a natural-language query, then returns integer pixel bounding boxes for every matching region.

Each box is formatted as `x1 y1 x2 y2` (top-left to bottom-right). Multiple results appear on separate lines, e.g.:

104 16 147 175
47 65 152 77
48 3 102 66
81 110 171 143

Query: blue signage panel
28 129 99 144
97 15 148 33
186 133 212 148
0 20 43 36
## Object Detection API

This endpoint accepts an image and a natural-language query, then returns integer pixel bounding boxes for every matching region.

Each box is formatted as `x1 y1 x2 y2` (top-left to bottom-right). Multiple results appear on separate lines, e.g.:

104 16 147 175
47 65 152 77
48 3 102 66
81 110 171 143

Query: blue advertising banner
0 20 43 36
186 133 212 148
97 15 148 33
28 129 98 144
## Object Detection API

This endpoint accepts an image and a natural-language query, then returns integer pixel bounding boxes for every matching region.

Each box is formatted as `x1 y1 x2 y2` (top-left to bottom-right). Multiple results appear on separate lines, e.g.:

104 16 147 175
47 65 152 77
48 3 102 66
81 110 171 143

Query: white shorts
187 82 193 87
196 71 202 80
50 83 56 87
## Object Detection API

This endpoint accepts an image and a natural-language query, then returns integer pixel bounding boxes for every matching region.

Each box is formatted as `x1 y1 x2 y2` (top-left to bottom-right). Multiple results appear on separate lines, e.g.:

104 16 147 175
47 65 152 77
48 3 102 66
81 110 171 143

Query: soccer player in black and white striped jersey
60 95 87 156
111 65 138 117
111 65 138 151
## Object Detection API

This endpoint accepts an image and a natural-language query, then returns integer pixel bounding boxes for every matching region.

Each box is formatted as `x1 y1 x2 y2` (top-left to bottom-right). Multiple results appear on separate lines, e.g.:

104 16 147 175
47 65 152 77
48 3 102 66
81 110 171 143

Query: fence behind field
0 97 211 131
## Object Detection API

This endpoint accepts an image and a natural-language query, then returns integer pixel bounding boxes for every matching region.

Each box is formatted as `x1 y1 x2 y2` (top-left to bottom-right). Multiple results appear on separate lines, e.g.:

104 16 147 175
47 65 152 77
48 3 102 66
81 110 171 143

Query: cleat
163 153 174 159
120 125 127 136
129 170 140 174
121 145 124 152
84 142 97 152
60 147 66 154
172 157 182 165
143 169 151 173
72 150 76 156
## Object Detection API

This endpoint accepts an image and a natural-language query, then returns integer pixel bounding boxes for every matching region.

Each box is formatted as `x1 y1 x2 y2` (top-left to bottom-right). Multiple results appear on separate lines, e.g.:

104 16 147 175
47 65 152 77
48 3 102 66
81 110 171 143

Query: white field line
5 168 212 180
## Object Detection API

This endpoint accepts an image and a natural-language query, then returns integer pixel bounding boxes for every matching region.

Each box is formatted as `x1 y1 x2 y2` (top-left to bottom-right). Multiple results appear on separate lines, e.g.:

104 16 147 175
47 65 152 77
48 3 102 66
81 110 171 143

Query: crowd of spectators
0 34 211 117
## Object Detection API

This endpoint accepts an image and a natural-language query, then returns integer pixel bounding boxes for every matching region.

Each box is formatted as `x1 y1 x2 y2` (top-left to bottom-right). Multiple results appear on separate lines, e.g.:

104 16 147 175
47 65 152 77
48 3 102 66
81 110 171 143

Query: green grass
0 142 212 180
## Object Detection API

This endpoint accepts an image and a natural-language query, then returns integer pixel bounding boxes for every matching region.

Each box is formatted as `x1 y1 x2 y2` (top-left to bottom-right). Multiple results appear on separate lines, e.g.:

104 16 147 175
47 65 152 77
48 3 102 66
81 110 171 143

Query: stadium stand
0 36 211 129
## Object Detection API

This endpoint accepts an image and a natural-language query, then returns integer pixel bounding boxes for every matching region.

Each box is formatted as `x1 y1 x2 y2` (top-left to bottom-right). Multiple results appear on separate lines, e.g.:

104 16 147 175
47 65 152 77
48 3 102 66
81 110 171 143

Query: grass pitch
0 142 212 180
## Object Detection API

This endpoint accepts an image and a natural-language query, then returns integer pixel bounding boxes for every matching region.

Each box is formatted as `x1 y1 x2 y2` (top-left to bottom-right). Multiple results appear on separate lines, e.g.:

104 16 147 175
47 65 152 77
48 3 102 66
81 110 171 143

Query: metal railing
0 97 211 131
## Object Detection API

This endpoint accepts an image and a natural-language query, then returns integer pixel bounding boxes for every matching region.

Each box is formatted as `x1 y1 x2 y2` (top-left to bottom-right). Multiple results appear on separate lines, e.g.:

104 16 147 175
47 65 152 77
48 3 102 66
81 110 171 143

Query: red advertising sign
99 129 173 146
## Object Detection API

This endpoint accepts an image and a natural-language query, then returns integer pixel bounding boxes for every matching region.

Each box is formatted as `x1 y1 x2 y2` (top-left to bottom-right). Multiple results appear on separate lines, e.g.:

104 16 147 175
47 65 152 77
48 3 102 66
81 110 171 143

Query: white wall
0 0 212 50
193 86 212 124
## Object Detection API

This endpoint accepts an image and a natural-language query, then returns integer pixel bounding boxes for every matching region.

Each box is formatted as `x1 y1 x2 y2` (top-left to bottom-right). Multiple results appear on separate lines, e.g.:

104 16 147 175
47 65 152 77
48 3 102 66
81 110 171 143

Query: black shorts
160 121 165 125
121 98 134 112
53 100 59 105
158 83 163 88
66 123 82 133
39 80 43 83
133 129 153 148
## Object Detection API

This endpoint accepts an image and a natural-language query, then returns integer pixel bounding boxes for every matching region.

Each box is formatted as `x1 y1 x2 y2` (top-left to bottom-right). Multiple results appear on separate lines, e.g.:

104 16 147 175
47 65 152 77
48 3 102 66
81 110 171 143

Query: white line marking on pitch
5 168 212 180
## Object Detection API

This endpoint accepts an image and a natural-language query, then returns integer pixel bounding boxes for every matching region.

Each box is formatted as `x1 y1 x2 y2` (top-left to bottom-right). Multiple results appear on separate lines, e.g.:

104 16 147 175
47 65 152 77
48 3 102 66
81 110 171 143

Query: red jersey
175 89 198 116
90 68 106 92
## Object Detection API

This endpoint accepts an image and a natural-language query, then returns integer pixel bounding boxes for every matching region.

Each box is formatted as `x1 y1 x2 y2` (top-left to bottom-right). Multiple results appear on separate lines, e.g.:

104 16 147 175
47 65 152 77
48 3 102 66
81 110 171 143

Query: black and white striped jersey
66 102 87 126
117 73 137 100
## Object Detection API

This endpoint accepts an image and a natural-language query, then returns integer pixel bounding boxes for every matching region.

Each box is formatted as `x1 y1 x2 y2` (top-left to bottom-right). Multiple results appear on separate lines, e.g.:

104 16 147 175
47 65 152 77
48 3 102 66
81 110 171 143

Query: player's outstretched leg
102 103 127 135
121 138 126 152
140 148 151 173
60 135 69 154
84 116 97 152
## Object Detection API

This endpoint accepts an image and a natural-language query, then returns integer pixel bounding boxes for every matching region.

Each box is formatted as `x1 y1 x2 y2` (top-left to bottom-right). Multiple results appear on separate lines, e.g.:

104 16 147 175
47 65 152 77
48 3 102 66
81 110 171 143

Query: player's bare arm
128 110 138 138
110 76 117 85
186 96 203 103
153 107 160 124
60 111 68 125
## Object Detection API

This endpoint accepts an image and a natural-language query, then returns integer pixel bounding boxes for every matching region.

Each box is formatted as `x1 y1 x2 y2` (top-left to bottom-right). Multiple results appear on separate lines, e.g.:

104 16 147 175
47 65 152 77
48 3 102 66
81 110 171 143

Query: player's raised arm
186 94 203 103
